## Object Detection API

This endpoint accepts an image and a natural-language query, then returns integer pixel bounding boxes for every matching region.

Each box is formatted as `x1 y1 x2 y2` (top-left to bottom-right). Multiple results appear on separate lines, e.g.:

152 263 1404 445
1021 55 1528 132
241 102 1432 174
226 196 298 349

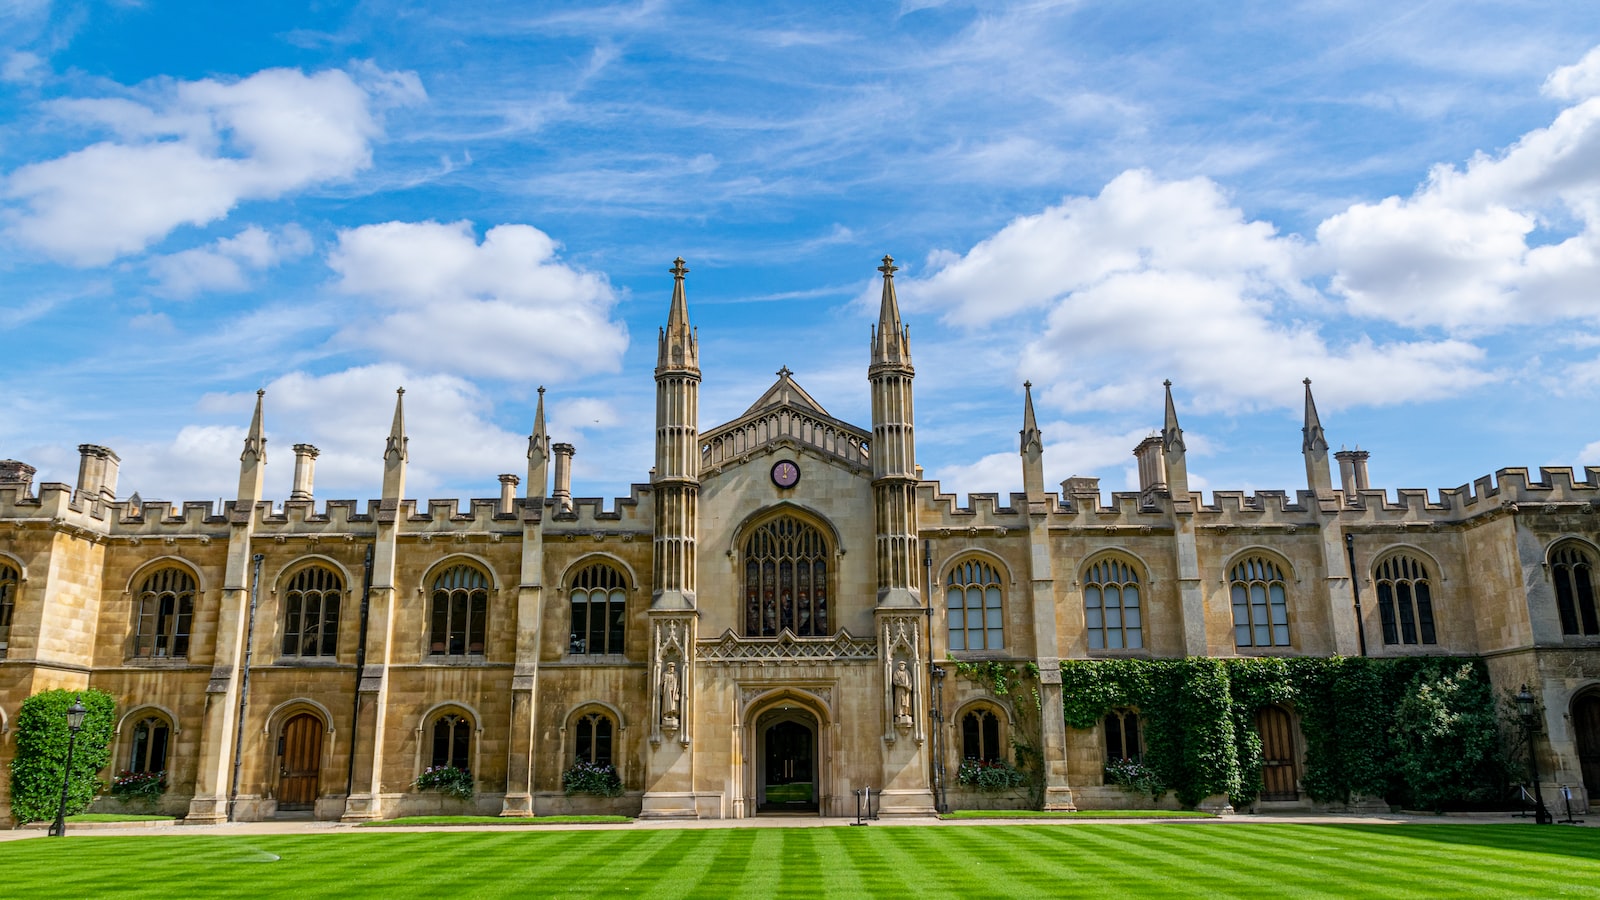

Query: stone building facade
3 256 1600 822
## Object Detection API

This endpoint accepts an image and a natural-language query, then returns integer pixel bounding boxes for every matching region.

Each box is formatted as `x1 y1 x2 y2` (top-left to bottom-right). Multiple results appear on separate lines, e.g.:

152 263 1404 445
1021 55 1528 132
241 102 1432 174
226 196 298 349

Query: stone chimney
1062 476 1101 508
0 459 36 497
1134 434 1167 499
291 444 320 502
552 443 575 513
498 474 520 515
76 444 120 501
1334 448 1371 504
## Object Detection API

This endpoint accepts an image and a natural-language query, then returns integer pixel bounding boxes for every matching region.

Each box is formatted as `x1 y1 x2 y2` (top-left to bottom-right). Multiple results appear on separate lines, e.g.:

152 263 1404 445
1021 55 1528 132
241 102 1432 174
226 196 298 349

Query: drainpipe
347 542 375 796
1345 533 1368 657
229 553 264 821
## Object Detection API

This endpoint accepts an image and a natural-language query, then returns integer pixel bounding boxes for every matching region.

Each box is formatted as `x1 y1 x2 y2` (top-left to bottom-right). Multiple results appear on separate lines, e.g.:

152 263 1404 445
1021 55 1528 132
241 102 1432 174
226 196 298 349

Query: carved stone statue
892 659 913 726
661 660 681 727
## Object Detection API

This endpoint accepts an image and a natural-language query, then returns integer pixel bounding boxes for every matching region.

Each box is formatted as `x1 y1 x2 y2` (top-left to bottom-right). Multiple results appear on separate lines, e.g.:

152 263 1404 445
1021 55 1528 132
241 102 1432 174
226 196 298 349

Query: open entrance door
760 717 817 812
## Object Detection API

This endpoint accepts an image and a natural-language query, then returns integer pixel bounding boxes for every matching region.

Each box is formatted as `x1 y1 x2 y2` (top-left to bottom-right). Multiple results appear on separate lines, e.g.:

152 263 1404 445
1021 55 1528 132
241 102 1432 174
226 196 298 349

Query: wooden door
278 713 323 810
1576 694 1600 799
1257 706 1298 801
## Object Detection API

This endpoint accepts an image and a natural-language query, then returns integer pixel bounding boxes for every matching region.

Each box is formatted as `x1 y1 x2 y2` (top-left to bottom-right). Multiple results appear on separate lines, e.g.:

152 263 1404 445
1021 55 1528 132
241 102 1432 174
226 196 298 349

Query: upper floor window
1105 708 1141 761
282 566 342 658
570 562 626 655
1552 543 1600 637
743 515 829 637
430 565 488 656
573 711 614 766
1374 554 1437 645
128 713 172 774
947 559 1003 651
134 567 196 658
1230 557 1290 648
430 712 472 770
0 562 17 658
961 707 1003 762
1084 557 1142 650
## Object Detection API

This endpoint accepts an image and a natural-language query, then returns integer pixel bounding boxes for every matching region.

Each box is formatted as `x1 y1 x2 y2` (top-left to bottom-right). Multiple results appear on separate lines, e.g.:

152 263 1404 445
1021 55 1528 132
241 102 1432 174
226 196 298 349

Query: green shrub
414 765 474 801
1389 663 1513 809
957 758 1028 791
1103 758 1166 800
7 689 116 824
562 761 622 797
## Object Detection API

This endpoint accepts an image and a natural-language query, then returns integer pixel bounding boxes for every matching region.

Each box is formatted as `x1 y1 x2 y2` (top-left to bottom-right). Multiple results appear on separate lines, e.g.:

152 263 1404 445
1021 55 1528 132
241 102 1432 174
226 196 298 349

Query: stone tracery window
569 562 627 655
133 567 197 658
1230 556 1290 648
128 712 172 774
430 712 472 770
1104 708 1141 761
0 562 16 659
573 711 614 766
1083 556 1142 650
961 707 1003 762
1552 542 1600 637
947 559 1003 651
429 564 489 656
282 565 342 658
743 516 829 637
1374 554 1437 646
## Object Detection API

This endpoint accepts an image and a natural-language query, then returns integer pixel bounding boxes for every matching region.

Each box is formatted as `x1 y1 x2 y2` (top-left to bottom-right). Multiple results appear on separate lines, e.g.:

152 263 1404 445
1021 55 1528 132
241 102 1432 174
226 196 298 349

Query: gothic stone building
3 257 1600 823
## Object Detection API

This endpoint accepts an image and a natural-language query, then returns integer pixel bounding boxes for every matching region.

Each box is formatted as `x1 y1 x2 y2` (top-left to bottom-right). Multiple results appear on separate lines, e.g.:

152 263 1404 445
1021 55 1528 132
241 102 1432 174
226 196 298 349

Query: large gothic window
133 567 197 658
1230 556 1290 648
947 559 1003 651
282 566 342 658
1083 557 1142 650
1552 543 1600 637
1374 554 1437 646
743 516 829 637
429 565 489 656
569 562 627 655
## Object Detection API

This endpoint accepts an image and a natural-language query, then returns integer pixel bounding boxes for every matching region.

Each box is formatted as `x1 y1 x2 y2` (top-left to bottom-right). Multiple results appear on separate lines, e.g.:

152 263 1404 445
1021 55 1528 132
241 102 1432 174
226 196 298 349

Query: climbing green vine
953 660 1043 805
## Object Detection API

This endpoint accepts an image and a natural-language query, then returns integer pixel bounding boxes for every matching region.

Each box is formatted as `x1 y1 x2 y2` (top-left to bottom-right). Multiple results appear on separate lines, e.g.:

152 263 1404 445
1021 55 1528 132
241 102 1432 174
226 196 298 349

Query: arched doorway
1574 692 1600 799
1257 706 1298 802
757 708 818 813
277 712 324 812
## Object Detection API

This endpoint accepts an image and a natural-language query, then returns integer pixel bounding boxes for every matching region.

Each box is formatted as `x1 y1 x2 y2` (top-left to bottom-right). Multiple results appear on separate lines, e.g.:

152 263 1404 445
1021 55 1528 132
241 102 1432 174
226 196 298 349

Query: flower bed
562 761 622 797
956 757 1027 792
415 765 475 801
109 770 167 805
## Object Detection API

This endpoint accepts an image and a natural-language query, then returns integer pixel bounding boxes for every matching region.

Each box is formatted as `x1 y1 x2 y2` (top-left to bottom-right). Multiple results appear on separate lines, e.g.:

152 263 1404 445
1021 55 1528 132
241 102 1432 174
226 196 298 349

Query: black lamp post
49 696 88 838
1515 684 1553 825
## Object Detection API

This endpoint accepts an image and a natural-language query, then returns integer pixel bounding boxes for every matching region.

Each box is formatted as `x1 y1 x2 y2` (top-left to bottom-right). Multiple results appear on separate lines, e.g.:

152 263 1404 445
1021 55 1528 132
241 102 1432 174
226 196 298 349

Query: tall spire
1160 380 1189 499
1020 381 1045 500
236 389 267 503
657 256 699 374
527 385 548 499
871 255 911 369
1301 378 1333 496
382 387 407 501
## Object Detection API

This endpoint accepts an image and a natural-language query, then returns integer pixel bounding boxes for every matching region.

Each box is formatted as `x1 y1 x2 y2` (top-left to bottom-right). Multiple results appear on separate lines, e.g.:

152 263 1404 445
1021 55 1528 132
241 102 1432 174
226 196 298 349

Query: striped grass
3 823 1599 898
941 809 1213 819
358 815 630 827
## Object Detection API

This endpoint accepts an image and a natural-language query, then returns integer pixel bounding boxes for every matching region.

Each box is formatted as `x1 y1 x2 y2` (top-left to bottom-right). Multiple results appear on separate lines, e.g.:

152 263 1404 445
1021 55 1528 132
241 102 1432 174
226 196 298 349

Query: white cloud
1545 47 1600 102
1 50 43 83
327 220 629 381
147 224 313 297
3 66 422 266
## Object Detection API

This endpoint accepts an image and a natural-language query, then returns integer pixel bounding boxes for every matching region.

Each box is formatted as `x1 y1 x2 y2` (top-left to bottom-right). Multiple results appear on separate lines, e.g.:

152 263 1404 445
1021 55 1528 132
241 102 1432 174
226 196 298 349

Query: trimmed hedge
8 689 116 824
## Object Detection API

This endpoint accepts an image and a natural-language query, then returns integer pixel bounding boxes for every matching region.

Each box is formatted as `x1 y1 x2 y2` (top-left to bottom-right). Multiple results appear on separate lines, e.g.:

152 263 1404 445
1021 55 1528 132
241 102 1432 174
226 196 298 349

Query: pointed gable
702 367 871 475
741 366 832 418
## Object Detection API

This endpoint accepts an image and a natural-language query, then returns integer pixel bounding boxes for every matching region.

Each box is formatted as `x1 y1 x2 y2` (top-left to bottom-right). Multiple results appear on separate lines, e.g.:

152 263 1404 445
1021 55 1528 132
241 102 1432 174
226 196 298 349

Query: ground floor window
128 714 171 773
430 713 471 770
961 708 1002 762
574 711 614 766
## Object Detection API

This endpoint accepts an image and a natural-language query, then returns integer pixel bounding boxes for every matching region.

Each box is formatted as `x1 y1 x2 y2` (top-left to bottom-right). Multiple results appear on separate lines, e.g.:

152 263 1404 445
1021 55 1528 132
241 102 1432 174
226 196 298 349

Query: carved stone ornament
696 628 877 664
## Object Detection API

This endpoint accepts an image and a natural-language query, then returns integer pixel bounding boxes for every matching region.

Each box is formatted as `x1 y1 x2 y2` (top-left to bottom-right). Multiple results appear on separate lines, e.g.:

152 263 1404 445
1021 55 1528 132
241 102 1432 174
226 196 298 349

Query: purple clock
771 460 800 489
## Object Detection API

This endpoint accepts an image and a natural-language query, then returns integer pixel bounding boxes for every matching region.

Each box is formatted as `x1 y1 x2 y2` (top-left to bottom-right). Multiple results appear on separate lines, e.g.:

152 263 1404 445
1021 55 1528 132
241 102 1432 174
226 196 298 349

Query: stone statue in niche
892 659 913 728
661 660 681 731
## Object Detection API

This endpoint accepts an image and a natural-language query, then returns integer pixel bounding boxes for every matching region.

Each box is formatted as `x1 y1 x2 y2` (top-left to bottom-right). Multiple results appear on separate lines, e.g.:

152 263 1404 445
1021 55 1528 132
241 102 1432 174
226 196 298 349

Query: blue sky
5 1 1600 507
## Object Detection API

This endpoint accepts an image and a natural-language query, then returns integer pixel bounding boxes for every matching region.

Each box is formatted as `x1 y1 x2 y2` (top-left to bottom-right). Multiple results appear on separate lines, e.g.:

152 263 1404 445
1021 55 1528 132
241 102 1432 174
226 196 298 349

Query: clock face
771 460 800 489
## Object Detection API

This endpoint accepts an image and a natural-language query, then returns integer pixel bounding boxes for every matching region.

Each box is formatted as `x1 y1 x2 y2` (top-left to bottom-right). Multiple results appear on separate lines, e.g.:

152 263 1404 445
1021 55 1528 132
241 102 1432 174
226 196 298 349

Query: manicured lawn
942 809 1213 819
65 813 174 823
359 815 631 827
4 824 1599 898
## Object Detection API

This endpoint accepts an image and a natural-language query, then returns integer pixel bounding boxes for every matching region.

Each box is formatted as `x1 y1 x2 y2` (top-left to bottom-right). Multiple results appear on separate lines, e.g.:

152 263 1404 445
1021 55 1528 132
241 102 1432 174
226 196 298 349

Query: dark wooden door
1257 706 1298 801
763 721 816 808
1576 695 1600 799
278 713 322 810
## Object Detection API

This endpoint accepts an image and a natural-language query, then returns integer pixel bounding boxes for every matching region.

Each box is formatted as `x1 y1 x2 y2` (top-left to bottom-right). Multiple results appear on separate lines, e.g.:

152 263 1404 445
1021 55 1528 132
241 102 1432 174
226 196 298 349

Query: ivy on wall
953 661 1043 805
1057 656 1513 811
8 689 117 824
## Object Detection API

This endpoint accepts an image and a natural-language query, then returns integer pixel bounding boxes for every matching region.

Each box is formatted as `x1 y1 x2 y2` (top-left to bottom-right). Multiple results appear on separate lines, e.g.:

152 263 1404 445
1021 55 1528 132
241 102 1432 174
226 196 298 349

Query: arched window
134 567 197 658
282 566 342 658
947 559 1003 651
1084 557 1142 650
961 708 1003 762
128 713 172 774
573 711 614 766
0 562 17 659
430 712 472 770
743 516 829 637
429 565 489 656
569 562 627 655
1230 557 1290 648
1374 554 1437 645
1552 543 1600 637
1105 708 1140 761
